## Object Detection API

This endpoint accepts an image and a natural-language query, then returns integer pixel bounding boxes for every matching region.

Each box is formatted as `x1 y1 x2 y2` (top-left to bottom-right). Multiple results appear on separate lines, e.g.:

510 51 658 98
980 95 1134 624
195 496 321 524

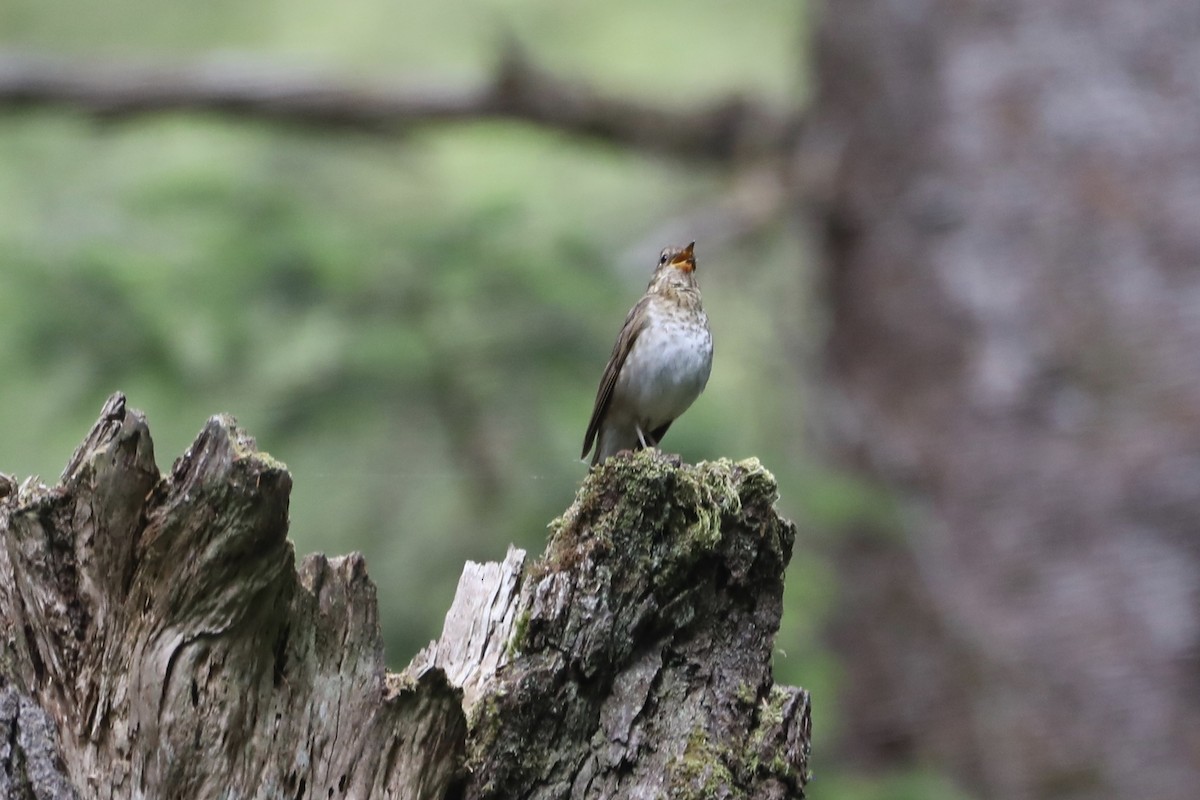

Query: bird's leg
635 425 660 451
635 424 651 450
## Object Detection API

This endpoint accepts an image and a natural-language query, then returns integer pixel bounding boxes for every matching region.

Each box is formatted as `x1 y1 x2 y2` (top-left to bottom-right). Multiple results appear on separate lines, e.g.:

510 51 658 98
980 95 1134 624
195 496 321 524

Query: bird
581 242 713 467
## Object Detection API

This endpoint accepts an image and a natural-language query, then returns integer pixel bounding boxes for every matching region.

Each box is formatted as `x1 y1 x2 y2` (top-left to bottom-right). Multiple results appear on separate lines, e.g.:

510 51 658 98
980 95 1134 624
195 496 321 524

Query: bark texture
811 2 1200 799
0 688 78 800
0 393 809 800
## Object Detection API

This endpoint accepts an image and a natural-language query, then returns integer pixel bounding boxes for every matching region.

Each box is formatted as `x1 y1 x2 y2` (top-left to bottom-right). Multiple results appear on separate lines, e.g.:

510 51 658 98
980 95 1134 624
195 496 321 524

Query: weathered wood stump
0 393 809 799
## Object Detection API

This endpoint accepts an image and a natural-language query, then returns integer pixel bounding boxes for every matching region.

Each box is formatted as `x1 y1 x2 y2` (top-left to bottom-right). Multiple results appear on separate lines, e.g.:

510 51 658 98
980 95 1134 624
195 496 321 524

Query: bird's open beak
670 241 697 272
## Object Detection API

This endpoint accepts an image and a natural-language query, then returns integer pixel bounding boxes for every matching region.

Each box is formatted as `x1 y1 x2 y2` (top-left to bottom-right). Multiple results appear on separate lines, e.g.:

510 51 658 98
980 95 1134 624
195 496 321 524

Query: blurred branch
0 47 803 163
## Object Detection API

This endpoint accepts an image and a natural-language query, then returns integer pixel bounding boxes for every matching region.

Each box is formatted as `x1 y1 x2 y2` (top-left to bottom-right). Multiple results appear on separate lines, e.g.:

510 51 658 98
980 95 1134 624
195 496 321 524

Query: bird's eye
659 252 669 265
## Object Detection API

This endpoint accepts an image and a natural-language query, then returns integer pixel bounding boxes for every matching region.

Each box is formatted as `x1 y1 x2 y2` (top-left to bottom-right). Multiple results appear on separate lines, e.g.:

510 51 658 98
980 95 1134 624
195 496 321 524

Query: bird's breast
615 307 713 427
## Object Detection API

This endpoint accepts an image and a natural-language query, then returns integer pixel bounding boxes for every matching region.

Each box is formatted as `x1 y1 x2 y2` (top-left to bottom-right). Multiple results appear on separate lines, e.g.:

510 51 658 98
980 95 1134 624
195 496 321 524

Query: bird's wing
582 296 652 460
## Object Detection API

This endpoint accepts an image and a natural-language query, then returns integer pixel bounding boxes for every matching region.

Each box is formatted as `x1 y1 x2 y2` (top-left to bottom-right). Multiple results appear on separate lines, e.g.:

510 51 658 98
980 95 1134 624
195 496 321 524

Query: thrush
581 242 713 467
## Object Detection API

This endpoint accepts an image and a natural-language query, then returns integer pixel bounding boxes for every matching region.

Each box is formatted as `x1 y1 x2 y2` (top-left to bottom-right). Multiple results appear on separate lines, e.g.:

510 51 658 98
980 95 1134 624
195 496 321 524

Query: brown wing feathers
581 295 651 460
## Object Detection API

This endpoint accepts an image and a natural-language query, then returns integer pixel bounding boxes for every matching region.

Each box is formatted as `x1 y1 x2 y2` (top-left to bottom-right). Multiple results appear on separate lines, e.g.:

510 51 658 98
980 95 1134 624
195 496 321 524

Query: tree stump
0 393 809 799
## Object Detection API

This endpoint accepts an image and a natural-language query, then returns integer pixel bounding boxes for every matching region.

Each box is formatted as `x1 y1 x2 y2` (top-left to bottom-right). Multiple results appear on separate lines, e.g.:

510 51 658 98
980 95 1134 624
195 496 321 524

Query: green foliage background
0 2 967 798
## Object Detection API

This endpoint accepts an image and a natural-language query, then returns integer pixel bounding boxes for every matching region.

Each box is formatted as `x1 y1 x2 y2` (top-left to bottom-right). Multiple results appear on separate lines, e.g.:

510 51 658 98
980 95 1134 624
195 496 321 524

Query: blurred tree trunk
810 2 1200 799
0 394 809 799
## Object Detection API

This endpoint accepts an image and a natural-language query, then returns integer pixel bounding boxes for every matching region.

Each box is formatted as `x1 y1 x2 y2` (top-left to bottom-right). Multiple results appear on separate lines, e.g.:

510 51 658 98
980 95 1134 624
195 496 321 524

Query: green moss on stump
537 450 791 592
669 728 738 800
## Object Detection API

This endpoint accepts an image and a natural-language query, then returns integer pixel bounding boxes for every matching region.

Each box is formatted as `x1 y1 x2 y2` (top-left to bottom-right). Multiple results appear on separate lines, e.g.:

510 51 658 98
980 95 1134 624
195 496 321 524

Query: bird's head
647 242 701 296
657 241 697 274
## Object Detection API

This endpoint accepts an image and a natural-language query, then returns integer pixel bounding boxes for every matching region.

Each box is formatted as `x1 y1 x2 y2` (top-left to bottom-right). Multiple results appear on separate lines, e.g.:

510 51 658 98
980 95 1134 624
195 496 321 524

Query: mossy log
0 393 810 799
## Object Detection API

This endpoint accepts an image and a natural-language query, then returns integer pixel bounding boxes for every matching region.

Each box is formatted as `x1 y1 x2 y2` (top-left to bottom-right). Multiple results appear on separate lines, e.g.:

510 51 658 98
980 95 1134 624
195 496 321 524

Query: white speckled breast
614 301 713 432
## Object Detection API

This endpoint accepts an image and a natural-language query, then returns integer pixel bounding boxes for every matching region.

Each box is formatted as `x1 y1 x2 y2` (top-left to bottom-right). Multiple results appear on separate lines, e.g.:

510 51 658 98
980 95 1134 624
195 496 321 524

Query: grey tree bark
810 2 1200 799
0 393 809 799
